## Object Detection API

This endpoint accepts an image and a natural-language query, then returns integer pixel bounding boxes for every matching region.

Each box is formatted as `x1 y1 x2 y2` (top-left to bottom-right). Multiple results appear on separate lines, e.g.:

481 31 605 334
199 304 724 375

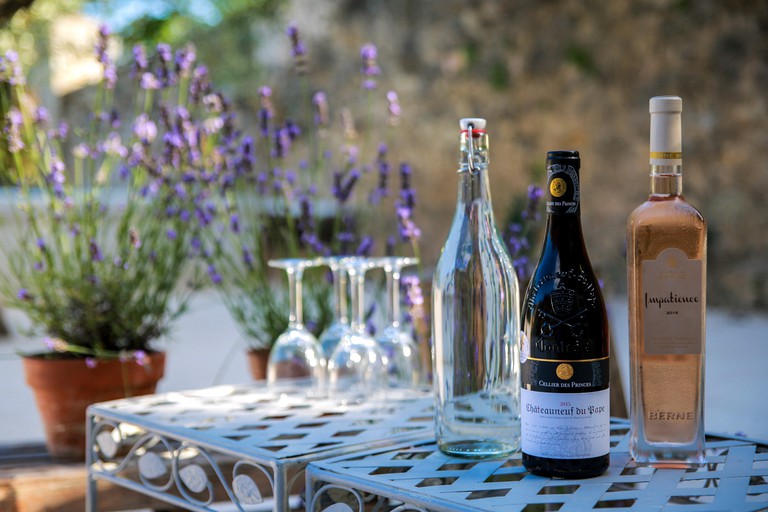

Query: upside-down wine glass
371 256 422 389
327 257 387 403
317 256 351 358
266 258 326 391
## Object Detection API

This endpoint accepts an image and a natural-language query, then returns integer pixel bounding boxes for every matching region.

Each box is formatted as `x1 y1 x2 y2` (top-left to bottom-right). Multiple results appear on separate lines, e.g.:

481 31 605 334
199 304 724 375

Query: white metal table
306 419 768 512
85 382 433 511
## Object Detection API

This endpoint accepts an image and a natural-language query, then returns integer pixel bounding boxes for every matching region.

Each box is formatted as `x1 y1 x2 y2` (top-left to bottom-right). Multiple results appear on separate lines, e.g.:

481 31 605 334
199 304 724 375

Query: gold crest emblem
556 363 574 380
550 177 567 197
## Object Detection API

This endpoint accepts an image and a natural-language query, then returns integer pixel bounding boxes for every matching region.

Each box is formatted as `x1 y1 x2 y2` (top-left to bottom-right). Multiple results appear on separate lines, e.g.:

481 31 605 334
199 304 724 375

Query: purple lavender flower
313 91 329 127
55 121 68 139
356 236 373 256
103 63 117 90
345 145 360 166
95 25 110 64
36 237 46 252
94 25 117 89
513 256 530 281
272 127 291 158
507 224 530 255
360 43 381 90
33 261 44 271
1 50 25 85
17 289 32 301
207 264 222 285
101 132 127 158
175 45 196 78
33 107 49 126
242 245 254 269
140 72 161 90
369 143 390 205
157 43 172 63
522 184 544 220
399 163 416 210
386 91 401 125
333 169 360 204
203 93 224 113
285 120 301 140
132 44 148 77
89 239 104 262
258 86 274 137
286 23 307 74
85 357 98 369
301 233 327 255
337 230 354 245
109 108 121 129
385 236 397 256
129 228 142 249
189 65 210 103
230 213 240 233
4 108 24 153
402 275 425 319
154 43 174 86
396 205 421 242
166 228 177 240
44 337 68 352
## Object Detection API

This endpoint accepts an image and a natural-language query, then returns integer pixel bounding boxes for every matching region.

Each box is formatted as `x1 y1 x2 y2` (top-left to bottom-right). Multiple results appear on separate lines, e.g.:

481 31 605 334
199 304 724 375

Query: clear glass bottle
432 118 521 459
627 96 707 465
520 150 610 479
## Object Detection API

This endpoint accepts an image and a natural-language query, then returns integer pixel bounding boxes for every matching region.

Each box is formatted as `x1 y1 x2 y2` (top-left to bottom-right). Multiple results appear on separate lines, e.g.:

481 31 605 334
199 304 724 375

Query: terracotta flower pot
246 348 271 381
23 351 166 461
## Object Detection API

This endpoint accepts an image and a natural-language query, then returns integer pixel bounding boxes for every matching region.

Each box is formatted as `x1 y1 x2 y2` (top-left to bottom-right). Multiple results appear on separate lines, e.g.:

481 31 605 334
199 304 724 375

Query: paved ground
1 293 766 446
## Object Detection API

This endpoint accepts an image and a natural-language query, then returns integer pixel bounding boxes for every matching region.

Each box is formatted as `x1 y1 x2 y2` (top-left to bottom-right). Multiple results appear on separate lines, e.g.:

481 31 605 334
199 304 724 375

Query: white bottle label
641 248 704 355
521 388 610 459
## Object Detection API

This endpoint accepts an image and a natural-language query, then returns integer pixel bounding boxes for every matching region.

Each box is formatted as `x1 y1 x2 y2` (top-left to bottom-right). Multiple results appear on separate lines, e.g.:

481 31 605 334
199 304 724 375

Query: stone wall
262 0 768 311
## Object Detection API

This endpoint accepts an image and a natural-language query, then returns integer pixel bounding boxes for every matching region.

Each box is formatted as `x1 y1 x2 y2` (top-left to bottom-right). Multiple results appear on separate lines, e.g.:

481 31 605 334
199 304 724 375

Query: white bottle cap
649 96 682 165
459 118 486 131
650 96 682 114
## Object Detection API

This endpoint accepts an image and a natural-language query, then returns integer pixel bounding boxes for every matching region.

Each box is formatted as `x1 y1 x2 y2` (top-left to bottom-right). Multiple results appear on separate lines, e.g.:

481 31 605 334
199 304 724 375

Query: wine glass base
438 440 519 460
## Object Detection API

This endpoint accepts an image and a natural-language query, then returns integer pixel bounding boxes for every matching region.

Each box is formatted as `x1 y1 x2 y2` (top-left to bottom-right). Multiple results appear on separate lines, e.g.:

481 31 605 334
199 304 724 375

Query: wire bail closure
466 122 477 173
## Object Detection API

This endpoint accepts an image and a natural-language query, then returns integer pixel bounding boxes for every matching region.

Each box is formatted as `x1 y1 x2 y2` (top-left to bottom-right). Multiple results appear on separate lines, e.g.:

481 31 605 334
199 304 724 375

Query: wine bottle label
641 248 704 355
546 163 579 215
521 387 610 459
522 357 610 390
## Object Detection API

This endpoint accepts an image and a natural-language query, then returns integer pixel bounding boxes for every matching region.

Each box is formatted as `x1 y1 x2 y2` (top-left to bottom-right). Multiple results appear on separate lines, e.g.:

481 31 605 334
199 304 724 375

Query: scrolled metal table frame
306 419 768 512
85 383 434 511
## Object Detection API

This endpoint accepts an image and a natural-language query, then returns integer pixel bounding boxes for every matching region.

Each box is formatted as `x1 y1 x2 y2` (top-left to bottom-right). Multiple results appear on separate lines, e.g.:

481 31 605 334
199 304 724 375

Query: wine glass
317 256 351 358
371 256 422 388
266 258 326 390
327 257 387 403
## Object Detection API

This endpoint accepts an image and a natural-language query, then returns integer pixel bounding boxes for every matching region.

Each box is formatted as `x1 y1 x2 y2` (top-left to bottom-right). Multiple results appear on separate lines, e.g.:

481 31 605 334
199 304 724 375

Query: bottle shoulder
434 232 518 285
628 195 706 229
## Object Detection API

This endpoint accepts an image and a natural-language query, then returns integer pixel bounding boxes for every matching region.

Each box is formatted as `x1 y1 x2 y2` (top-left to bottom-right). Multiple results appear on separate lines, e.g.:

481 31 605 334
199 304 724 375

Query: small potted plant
0 27 225 459
200 25 424 377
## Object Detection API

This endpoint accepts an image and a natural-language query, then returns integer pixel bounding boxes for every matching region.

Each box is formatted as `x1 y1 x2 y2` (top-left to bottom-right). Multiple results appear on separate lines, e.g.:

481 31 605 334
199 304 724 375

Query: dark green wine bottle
520 150 610 479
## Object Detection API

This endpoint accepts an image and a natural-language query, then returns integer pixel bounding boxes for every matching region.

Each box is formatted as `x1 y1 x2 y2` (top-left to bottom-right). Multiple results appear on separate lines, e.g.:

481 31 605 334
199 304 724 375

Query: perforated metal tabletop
306 419 768 512
85 382 433 511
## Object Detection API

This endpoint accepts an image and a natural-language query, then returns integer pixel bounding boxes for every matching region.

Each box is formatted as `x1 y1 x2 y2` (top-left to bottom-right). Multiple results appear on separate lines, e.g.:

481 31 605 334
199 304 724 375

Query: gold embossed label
641 248 704 355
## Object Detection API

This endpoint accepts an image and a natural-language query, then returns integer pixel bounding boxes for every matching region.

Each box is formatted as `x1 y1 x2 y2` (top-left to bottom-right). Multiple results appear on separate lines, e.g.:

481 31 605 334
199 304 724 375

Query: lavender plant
201 24 422 349
0 27 229 361
504 184 545 290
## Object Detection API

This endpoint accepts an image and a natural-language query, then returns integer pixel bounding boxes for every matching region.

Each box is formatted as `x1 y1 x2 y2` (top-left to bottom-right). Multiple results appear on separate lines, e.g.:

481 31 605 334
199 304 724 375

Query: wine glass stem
332 268 348 324
287 267 304 328
386 266 401 329
349 270 367 334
